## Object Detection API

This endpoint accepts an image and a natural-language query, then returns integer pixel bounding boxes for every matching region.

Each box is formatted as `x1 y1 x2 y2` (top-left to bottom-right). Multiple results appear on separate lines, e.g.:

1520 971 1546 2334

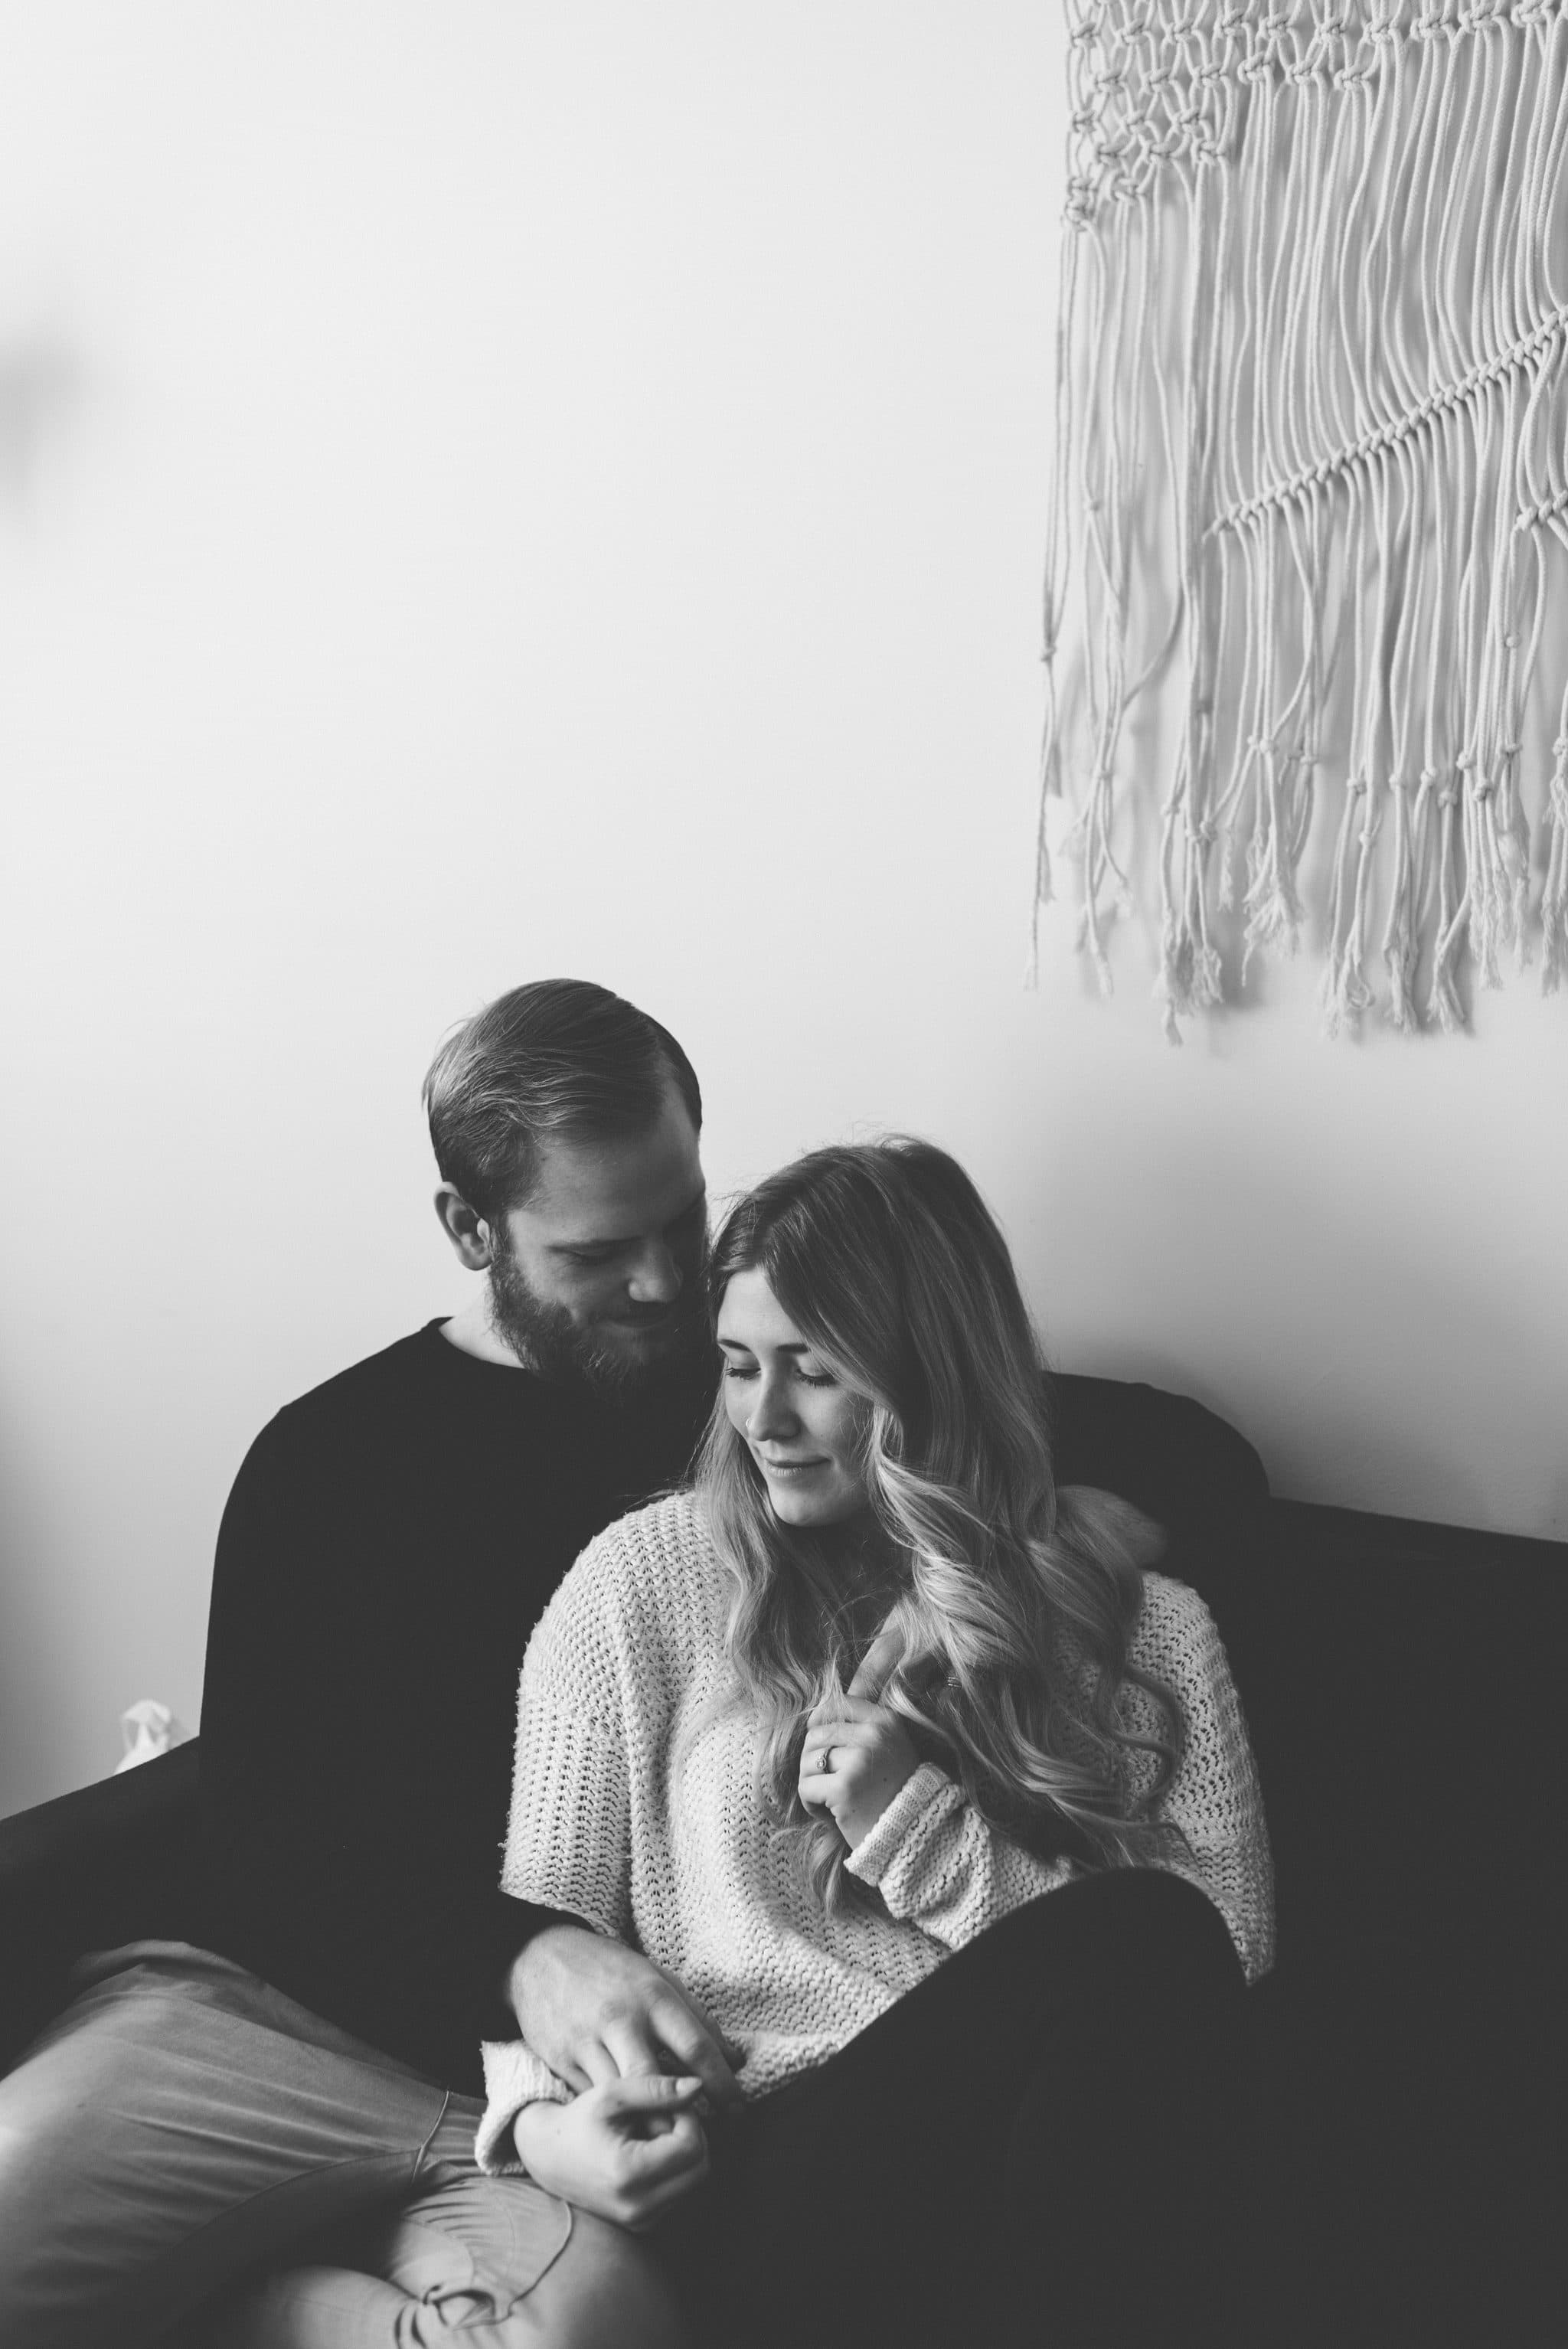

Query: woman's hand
800 1631 919 1851
514 2076 709 2231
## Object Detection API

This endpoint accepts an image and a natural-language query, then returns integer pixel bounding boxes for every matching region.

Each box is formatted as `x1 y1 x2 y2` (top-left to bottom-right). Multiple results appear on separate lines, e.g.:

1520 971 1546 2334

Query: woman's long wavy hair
694 1139 1184 1913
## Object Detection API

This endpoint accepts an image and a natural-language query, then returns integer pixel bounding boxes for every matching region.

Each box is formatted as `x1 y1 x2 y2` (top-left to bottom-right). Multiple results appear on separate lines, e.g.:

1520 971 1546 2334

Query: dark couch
1240 1499 1559 2347
2 1377 1557 2344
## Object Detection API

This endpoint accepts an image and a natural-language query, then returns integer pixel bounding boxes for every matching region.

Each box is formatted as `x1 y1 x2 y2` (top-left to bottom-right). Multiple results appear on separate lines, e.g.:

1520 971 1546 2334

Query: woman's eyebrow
717 1336 808 1354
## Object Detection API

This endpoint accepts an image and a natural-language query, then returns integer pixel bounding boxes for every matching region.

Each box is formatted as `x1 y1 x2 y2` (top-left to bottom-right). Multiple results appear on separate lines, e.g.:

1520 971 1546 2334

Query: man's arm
503 1922 743 2109
199 1410 526 2077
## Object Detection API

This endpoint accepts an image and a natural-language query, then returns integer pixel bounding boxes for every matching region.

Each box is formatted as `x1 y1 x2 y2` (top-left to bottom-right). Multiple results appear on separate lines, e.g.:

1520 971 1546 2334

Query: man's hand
506 1925 743 2109
514 2076 709 2230
799 1628 919 1851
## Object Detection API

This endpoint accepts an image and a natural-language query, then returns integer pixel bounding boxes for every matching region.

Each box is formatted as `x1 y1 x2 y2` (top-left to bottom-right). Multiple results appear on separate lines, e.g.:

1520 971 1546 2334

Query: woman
479 1139 1274 2348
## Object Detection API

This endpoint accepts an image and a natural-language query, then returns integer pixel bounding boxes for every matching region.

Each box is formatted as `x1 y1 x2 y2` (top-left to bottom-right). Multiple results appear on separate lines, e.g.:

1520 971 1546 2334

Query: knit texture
479 1491 1274 2171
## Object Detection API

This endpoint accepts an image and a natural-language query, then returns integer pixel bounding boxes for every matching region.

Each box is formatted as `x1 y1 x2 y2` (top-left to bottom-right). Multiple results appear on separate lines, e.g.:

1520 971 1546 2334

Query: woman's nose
747 1373 798 1442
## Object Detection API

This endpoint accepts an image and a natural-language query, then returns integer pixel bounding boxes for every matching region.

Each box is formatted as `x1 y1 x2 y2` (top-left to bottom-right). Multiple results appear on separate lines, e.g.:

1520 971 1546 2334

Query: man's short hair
423 978 702 1220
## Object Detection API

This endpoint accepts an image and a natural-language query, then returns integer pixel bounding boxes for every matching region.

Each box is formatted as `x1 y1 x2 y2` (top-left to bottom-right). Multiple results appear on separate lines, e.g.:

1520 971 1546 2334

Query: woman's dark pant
653 1868 1256 2349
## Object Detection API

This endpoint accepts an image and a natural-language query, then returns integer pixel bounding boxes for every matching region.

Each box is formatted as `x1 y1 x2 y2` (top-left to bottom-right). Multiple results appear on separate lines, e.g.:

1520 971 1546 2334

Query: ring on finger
818 1746 835 1776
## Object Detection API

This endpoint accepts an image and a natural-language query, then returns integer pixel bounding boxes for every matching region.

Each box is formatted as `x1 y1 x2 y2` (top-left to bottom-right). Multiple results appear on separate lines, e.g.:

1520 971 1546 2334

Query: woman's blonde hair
696 1138 1183 1911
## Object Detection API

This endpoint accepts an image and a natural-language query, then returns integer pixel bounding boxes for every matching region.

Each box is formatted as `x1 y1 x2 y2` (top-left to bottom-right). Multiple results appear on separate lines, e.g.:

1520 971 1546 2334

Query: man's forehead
520 1105 704 1243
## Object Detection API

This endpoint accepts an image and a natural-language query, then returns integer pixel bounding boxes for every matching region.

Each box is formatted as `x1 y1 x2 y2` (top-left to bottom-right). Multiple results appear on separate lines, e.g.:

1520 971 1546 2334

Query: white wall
2 2 1563 1814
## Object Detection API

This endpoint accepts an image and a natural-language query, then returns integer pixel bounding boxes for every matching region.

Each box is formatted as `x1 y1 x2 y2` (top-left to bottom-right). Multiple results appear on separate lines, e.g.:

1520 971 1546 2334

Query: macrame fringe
1036 0 1568 1034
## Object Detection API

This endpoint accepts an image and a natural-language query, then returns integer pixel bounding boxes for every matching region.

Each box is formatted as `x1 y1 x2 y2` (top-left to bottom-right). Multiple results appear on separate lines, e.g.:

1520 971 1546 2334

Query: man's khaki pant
0 1942 685 2349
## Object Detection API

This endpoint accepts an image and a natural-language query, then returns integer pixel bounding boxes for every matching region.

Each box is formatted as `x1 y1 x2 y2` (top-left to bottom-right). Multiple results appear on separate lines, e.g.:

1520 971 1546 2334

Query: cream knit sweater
477 1491 1274 2171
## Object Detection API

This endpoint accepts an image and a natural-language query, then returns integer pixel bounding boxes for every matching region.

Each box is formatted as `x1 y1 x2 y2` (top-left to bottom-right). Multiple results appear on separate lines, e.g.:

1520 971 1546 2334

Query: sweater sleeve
496 1531 639 1938
847 1576 1275 1985
1127 1575 1276 1984
845 1763 1077 1946
474 2038 573 2175
475 1531 648 2171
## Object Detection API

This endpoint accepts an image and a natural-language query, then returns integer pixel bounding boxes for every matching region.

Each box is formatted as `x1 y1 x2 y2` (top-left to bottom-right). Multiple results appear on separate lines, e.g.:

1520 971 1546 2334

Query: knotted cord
1036 0 1568 1031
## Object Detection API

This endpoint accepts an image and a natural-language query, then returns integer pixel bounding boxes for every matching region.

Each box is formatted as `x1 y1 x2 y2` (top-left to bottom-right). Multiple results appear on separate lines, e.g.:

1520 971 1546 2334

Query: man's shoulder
281 1322 450 1412
255 1322 447 1439
240 1322 509 1478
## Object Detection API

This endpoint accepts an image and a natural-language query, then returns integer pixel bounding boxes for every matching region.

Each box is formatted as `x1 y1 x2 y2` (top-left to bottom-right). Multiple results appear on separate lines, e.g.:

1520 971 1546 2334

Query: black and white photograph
1 5 1562 2344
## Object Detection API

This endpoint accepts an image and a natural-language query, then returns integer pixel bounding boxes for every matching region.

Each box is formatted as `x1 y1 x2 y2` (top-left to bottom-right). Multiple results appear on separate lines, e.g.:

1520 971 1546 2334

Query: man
0 978 740 2345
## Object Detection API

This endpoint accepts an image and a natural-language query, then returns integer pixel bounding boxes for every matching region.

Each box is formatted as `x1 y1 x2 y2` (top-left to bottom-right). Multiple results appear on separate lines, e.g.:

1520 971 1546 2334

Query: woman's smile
716 1267 871 1527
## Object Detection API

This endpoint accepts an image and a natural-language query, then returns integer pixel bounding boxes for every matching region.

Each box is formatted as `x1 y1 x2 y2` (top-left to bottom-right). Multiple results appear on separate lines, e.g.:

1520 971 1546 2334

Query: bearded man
0 978 730 2347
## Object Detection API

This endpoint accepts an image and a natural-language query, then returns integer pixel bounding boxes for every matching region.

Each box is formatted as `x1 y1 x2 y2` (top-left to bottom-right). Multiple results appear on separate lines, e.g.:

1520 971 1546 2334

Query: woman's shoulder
583 1487 714 1574
1127 1568 1226 1685
545 1489 727 1642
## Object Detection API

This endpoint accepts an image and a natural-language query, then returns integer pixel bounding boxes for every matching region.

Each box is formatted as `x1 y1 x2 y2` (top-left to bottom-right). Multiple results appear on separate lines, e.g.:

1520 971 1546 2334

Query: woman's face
717 1267 870 1528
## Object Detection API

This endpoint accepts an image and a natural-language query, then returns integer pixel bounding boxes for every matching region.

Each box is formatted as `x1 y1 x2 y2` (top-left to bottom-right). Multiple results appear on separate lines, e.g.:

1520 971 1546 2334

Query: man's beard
486 1238 711 1400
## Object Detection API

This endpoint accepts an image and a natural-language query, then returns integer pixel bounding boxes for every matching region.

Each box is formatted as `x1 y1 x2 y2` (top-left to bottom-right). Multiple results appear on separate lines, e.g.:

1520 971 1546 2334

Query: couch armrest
1050 1371 1270 1543
1051 1371 1272 1682
0 1740 203 2069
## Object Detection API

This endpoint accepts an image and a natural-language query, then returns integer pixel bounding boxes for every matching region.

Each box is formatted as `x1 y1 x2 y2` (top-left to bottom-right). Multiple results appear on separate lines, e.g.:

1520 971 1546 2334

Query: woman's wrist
513 2098 563 2175
844 1760 955 1884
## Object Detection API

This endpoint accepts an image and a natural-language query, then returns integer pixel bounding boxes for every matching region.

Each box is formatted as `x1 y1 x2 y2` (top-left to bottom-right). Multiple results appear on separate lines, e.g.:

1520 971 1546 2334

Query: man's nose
625 1242 682 1305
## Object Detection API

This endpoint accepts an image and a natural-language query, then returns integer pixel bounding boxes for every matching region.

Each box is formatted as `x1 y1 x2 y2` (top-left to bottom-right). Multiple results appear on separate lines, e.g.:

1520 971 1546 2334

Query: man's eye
567 1250 617 1268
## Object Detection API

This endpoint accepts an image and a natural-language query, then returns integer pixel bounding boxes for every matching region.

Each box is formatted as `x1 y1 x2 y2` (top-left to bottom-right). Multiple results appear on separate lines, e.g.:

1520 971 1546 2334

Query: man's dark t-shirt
197 1321 714 2094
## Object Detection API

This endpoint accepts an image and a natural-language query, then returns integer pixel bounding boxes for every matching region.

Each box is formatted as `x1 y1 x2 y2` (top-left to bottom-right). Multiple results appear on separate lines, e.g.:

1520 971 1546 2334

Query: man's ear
434 1184 495 1271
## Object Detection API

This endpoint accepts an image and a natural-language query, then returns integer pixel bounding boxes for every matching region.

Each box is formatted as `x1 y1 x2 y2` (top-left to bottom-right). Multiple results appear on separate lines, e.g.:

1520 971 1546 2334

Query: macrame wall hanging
1034 0 1568 1037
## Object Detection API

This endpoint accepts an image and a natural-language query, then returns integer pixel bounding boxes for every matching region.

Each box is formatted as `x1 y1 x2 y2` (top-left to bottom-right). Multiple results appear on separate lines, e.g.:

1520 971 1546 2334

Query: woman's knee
1001 1866 1243 2006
